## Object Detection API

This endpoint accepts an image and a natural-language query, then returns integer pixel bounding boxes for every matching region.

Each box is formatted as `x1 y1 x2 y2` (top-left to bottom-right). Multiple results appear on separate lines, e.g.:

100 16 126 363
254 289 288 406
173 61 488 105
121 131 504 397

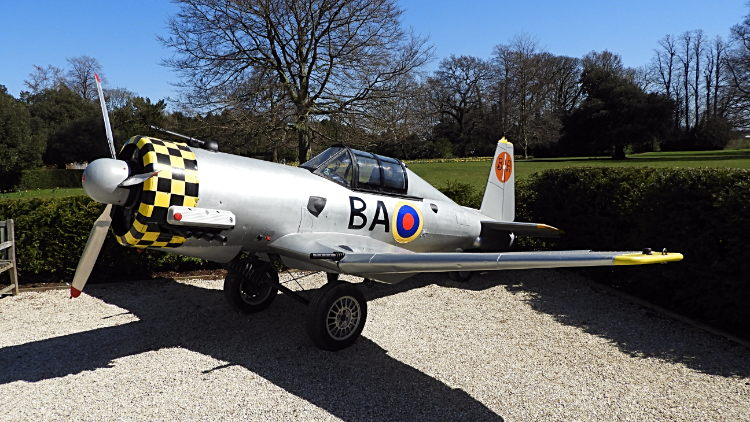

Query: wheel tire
448 270 473 283
306 282 367 351
223 266 278 314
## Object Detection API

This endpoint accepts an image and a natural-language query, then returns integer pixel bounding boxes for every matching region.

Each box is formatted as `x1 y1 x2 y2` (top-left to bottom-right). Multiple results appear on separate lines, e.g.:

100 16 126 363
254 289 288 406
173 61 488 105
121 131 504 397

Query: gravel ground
1 269 749 421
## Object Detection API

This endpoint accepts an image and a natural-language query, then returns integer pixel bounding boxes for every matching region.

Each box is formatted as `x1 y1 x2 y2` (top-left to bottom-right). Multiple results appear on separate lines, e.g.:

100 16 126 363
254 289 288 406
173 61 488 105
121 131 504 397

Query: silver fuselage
170 149 486 263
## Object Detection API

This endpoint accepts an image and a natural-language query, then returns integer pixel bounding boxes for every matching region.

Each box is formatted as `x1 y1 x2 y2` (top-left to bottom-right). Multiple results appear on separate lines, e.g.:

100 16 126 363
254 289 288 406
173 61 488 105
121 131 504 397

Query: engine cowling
111 136 200 248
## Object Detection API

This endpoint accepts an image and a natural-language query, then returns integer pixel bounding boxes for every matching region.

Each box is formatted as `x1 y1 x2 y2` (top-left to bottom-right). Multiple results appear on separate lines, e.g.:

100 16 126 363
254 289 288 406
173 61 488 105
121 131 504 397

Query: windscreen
300 147 344 170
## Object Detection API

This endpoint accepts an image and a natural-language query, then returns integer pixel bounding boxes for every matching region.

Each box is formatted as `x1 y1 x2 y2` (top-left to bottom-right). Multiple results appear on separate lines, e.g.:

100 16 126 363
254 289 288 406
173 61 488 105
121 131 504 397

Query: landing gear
223 262 278 314
306 281 367 351
448 270 473 283
223 255 368 351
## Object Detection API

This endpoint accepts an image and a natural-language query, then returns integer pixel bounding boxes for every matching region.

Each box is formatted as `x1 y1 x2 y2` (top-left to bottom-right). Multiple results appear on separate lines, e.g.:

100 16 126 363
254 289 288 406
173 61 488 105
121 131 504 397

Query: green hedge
437 168 749 338
3 169 748 338
0 195 210 284
517 167 750 338
437 180 483 209
17 169 84 190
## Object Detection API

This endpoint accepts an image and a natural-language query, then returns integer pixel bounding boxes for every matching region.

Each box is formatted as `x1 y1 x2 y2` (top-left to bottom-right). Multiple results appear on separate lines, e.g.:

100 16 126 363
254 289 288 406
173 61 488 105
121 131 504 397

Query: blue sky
0 0 747 103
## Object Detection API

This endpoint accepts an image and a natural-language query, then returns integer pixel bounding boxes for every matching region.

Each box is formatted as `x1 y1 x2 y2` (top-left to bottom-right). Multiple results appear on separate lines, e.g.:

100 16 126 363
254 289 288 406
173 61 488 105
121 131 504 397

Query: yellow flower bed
402 157 494 164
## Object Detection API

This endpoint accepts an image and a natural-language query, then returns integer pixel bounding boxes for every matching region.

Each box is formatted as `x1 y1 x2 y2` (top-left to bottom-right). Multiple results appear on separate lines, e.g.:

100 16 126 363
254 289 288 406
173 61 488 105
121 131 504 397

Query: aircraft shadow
395 270 750 380
0 279 503 422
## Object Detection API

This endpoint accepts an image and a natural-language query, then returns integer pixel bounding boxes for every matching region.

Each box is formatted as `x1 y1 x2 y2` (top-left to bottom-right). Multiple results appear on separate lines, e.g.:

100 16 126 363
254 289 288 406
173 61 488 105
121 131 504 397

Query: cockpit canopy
300 146 408 195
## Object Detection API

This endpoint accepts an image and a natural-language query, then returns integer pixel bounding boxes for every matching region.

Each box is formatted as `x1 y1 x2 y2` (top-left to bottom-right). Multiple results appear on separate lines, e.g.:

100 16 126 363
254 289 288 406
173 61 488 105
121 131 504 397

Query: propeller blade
118 170 161 187
71 204 113 298
95 73 117 159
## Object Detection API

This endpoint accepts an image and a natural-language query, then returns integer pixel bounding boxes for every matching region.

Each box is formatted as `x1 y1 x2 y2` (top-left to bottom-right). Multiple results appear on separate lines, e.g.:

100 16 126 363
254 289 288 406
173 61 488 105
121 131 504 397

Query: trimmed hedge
3 168 748 338
0 195 210 284
437 180 483 209
517 167 750 338
16 169 84 190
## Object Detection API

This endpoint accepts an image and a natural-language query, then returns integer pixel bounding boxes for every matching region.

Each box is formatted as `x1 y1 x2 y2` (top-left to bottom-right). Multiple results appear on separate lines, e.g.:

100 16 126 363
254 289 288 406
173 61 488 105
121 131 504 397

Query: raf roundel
392 201 424 243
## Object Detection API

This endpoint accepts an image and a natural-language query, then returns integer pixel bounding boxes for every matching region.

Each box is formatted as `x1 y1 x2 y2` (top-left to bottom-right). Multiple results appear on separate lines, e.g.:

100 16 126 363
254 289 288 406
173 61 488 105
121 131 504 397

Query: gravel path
1 269 748 421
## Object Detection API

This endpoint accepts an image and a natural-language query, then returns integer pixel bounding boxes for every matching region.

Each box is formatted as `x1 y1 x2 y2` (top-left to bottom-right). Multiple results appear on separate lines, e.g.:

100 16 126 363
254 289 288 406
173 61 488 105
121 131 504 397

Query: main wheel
223 265 278 314
306 282 367 351
448 270 473 283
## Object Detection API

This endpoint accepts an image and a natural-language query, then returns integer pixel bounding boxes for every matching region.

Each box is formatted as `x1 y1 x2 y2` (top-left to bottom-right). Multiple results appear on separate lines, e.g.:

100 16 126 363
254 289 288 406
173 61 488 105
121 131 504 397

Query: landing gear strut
448 270 473 283
223 256 367 351
223 261 278 314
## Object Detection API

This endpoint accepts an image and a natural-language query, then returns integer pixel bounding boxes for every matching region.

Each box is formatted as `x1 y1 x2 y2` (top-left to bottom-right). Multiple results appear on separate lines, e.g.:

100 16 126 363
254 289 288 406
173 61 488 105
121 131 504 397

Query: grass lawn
0 188 85 201
408 149 750 189
3 149 750 200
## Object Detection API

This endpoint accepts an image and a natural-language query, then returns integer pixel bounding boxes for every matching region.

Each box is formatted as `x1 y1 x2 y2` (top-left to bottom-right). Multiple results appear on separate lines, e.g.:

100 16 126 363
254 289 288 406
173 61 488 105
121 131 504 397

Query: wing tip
614 252 684 266
70 286 82 298
536 224 565 234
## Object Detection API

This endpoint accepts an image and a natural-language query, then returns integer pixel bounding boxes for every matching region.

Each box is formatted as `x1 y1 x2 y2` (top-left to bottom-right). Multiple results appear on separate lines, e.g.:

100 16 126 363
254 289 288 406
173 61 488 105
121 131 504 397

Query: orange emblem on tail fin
495 152 512 183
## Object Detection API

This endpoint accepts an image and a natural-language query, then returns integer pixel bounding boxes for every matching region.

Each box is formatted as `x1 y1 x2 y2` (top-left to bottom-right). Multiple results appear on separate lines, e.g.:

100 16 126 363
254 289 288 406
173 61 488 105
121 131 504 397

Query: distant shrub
16 169 84 190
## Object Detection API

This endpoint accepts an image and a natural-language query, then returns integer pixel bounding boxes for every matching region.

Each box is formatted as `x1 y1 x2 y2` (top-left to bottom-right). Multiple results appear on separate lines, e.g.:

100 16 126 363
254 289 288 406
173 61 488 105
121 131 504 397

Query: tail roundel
479 138 514 222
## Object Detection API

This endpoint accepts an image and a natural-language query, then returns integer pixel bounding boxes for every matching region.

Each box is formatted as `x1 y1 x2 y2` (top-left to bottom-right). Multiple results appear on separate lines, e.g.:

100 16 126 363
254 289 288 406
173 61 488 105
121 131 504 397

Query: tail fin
479 138 514 221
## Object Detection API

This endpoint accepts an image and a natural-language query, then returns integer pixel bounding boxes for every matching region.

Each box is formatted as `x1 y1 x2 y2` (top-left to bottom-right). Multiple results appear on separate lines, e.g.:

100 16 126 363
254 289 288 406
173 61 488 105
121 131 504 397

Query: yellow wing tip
614 252 684 266
536 224 565 234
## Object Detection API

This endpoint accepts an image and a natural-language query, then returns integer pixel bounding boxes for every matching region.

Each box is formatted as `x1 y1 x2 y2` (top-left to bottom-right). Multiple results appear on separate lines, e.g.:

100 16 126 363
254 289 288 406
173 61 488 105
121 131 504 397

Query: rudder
479 138 514 221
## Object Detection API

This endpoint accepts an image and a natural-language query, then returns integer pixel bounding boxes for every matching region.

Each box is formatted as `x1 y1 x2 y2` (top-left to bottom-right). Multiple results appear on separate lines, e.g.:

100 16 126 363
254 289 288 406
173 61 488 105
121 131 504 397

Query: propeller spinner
81 159 131 205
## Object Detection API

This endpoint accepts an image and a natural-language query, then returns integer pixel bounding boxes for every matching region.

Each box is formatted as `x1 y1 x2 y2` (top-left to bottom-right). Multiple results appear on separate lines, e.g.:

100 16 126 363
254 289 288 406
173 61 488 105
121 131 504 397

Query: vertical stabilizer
479 138 514 221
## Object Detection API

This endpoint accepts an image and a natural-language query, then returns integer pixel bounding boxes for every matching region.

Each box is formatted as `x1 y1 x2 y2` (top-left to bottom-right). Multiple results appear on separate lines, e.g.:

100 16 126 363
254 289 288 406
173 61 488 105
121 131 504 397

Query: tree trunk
612 144 626 160
297 115 311 164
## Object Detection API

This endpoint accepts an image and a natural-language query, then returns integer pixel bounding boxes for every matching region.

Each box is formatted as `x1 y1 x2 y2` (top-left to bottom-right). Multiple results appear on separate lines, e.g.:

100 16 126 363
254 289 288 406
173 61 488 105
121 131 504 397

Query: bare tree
548 55 582 114
678 31 694 130
727 10 750 129
428 55 493 138
650 34 681 129
66 55 104 100
703 36 729 118
581 50 630 78
359 76 436 158
692 30 705 128
493 34 558 158
24 64 65 94
160 0 433 163
224 69 297 161
105 87 137 111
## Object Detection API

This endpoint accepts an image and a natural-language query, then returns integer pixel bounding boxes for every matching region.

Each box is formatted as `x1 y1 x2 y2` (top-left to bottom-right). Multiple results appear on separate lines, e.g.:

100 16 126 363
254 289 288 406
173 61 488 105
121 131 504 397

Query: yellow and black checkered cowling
115 136 199 248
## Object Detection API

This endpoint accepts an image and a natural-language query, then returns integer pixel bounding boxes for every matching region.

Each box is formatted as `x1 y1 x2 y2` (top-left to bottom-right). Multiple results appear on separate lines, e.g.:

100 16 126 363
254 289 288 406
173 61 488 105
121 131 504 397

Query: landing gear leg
223 261 278 314
448 271 473 283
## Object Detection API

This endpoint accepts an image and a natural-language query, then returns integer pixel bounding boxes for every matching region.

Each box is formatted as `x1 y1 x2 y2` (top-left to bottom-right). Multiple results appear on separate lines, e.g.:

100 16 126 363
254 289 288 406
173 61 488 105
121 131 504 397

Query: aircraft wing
337 249 683 274
269 233 682 283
